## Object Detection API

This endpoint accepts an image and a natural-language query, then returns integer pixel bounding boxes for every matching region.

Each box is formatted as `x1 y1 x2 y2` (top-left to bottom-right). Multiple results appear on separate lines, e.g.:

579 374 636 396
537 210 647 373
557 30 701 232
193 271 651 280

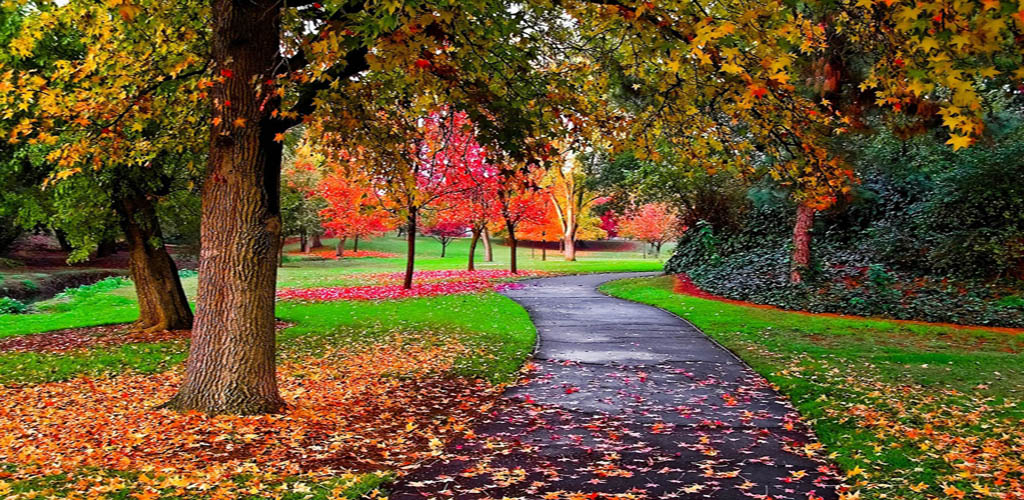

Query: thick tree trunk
336 237 346 258
311 232 322 249
54 229 72 252
790 203 815 284
404 210 417 289
353 235 359 252
467 228 480 271
482 227 493 262
95 237 118 258
162 0 286 415
117 194 193 332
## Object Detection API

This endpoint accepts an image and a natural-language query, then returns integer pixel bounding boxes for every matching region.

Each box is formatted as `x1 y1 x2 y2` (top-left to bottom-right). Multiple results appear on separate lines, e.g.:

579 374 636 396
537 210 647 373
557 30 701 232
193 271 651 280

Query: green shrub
53 276 132 300
0 296 29 314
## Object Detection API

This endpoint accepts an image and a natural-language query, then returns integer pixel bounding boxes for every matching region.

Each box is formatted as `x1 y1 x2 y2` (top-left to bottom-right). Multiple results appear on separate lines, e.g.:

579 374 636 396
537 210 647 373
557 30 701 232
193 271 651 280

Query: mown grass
601 275 1024 500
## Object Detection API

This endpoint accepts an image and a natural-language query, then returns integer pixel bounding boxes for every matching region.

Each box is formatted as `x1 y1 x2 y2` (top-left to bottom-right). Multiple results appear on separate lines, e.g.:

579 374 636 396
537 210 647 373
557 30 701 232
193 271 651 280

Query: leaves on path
392 360 840 499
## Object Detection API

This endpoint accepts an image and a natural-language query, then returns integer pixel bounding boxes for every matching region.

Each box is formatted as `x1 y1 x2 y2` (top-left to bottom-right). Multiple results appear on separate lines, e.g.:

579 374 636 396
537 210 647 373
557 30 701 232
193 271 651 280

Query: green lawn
601 275 1024 500
0 235 663 385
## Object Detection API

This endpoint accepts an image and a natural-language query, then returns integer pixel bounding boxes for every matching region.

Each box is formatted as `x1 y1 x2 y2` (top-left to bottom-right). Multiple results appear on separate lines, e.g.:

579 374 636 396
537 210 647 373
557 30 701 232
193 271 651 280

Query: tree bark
117 194 193 332
278 239 285 267
95 237 118 258
482 227 493 262
403 210 417 289
563 224 577 262
299 231 309 253
467 228 480 271
440 239 447 258
542 246 546 261
353 235 359 252
311 232 322 249
336 237 346 258
504 219 519 274
790 203 815 284
162 0 286 415
54 229 72 252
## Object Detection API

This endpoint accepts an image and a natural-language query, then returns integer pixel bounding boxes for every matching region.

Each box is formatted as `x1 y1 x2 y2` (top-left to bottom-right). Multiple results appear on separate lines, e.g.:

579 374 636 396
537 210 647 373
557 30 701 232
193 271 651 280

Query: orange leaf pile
0 334 504 497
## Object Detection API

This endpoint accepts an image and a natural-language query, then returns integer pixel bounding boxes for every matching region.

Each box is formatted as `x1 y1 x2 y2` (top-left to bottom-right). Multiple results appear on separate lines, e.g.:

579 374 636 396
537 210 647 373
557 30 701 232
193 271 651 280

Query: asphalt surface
390 272 838 499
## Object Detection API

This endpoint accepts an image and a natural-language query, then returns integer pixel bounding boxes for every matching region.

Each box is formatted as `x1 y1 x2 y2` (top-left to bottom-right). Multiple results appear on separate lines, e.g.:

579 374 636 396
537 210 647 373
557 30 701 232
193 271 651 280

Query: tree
493 167 548 274
0 1 205 331
318 161 390 259
546 150 607 261
420 215 468 258
618 202 684 257
518 197 561 261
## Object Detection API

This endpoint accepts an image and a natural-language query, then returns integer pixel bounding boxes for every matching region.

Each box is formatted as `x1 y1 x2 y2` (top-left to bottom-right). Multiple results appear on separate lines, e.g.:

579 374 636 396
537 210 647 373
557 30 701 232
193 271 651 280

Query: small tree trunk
353 235 359 252
162 0 286 415
403 210 417 289
482 227 493 262
542 246 546 261
278 239 285 267
790 203 815 284
467 228 480 271
336 237 346 258
311 232 322 249
440 239 447 258
117 194 193 332
505 219 519 274
654 242 662 257
299 231 309 253
564 225 577 262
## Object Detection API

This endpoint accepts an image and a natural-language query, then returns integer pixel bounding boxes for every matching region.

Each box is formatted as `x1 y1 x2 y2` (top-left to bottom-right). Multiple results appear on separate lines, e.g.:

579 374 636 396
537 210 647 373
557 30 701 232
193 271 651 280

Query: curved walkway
390 272 838 500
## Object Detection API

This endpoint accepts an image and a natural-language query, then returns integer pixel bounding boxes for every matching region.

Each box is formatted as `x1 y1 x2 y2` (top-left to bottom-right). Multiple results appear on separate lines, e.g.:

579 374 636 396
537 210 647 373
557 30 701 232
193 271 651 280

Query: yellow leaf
946 134 973 150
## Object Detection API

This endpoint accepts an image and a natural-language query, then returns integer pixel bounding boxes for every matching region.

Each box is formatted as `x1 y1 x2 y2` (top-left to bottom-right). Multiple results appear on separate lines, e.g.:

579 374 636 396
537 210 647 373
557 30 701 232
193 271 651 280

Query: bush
0 296 29 314
53 276 132 300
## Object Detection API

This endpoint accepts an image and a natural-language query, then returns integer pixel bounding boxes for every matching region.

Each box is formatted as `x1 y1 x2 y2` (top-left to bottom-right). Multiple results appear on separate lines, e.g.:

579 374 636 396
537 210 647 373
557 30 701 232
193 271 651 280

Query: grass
601 275 1024 500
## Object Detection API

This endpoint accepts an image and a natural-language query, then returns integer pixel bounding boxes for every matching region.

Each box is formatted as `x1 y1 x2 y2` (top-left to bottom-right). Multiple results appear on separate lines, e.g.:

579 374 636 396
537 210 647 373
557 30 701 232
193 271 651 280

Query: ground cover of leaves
276 270 549 302
601 276 1024 500
0 333 507 499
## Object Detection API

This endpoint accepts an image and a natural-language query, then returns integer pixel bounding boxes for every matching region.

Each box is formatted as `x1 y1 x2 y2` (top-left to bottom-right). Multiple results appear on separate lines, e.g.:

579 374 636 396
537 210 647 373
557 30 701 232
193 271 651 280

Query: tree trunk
311 232 322 249
54 229 72 252
467 228 480 271
482 227 493 262
95 237 118 258
300 231 309 253
404 210 417 289
542 246 546 261
336 237 346 258
162 0 286 415
654 242 662 257
278 239 285 267
504 219 519 274
353 235 359 252
790 203 815 284
440 240 447 258
117 194 193 332
563 224 577 262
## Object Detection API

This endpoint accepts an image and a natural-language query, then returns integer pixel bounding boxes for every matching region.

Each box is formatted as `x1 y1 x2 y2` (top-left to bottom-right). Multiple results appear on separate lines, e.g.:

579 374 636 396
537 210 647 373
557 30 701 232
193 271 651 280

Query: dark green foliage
0 296 28 314
666 125 1024 327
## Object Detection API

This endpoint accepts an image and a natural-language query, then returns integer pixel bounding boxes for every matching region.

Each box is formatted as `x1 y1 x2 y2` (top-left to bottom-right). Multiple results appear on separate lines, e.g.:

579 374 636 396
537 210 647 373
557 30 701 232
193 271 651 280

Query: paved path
391 273 838 500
